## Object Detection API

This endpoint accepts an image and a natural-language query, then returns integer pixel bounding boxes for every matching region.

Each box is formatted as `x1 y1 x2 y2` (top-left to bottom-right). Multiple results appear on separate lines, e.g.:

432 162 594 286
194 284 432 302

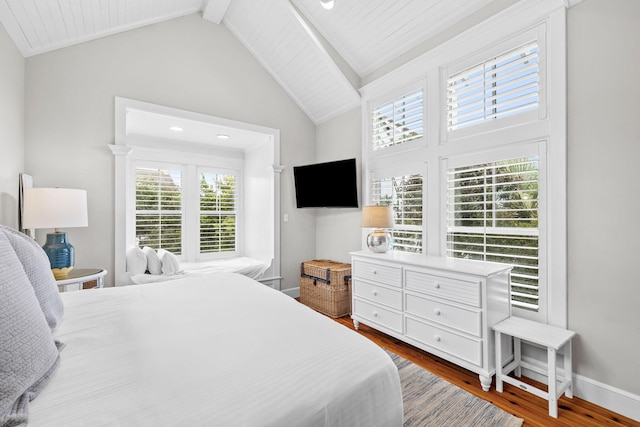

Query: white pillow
142 247 162 275
126 246 147 275
158 249 182 276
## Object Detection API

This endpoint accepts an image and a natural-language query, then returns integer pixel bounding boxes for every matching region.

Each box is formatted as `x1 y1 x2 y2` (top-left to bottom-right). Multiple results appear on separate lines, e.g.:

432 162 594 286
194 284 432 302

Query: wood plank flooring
331 316 639 427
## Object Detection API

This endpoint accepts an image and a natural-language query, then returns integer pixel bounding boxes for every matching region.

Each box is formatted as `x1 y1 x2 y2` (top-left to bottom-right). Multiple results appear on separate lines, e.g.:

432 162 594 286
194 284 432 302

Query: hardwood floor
331 315 639 427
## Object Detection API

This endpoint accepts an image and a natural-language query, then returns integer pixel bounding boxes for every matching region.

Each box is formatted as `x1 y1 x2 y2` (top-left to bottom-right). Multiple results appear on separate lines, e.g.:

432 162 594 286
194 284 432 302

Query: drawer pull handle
373 311 379 317
434 309 441 316
434 335 441 342
372 290 378 296
435 283 440 289
372 270 377 274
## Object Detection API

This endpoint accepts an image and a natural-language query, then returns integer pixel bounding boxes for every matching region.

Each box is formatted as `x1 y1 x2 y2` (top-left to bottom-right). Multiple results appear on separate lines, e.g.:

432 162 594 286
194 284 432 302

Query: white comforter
28 273 403 426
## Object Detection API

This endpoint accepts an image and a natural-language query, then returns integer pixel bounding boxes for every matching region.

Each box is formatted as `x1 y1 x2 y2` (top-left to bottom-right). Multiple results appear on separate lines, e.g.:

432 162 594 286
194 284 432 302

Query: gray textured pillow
0 230 62 426
0 225 64 330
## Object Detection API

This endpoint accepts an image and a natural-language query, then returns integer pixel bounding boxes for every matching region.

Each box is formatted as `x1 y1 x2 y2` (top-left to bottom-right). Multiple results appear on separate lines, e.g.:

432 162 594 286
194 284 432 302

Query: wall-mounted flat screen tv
293 158 358 208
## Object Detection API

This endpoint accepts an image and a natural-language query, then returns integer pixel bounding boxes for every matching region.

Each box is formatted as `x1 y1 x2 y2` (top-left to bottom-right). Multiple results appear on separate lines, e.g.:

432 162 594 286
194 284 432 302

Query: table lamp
22 188 88 279
361 205 394 253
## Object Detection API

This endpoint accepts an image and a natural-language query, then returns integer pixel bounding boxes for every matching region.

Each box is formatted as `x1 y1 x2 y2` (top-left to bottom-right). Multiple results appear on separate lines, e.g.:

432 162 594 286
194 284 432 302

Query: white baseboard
281 286 300 298
520 356 640 422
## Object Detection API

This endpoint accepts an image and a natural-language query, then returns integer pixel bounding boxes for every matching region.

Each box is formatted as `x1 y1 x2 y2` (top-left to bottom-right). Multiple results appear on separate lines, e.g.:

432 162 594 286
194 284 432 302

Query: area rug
387 350 524 427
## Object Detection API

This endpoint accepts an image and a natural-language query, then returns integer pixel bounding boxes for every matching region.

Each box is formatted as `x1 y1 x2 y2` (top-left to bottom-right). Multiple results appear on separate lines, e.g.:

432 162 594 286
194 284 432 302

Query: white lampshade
361 205 393 229
22 188 88 230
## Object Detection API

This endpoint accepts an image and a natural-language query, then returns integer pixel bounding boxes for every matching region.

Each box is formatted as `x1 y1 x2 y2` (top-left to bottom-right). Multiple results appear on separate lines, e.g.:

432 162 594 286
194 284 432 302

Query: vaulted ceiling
0 0 519 124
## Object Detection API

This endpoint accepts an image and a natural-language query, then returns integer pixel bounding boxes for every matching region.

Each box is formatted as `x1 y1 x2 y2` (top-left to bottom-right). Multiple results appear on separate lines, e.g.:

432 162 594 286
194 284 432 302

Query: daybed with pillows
0 224 404 426
125 245 270 284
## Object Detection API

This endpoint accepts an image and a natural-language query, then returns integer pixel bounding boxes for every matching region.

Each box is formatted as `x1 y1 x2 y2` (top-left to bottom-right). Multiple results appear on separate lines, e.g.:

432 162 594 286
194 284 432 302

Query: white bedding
129 257 269 284
28 273 403 426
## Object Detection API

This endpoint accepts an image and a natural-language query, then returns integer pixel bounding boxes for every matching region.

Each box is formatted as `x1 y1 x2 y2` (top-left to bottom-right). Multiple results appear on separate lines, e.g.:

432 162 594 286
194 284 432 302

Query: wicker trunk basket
300 259 352 318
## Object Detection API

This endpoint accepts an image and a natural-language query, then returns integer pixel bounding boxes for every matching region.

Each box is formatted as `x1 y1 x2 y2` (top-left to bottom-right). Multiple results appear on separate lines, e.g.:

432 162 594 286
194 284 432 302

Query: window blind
447 41 539 131
446 157 539 311
199 171 237 254
372 174 423 253
372 88 424 151
135 167 182 254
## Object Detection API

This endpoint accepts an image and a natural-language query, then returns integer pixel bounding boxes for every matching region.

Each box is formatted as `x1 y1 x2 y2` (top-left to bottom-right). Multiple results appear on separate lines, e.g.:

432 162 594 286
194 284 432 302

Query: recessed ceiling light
320 0 334 10
169 126 183 132
217 134 230 140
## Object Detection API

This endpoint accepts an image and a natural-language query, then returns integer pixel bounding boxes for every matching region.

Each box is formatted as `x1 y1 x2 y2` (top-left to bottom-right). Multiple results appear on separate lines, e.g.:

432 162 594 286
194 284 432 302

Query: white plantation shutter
447 41 539 131
446 157 539 311
372 88 424 151
372 174 423 253
199 171 237 254
135 167 182 254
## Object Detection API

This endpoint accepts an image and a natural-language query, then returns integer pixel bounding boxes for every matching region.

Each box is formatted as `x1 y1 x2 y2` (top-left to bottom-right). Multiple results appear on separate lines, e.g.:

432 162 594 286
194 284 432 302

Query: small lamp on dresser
22 187 88 279
361 205 394 253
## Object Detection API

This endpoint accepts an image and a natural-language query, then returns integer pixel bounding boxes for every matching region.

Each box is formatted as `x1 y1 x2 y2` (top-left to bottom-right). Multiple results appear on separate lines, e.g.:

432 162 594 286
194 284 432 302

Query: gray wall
567 0 640 395
24 13 316 289
315 107 363 264
0 22 24 228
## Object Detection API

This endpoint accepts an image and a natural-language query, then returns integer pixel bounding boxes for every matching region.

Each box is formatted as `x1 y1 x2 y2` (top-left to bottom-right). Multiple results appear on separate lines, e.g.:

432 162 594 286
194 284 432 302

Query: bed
0 225 403 427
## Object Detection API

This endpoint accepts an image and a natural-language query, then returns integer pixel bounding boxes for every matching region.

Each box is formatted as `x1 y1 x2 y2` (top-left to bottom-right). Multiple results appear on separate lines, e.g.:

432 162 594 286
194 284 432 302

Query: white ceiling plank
6 0 45 49
33 0 68 45
21 1 51 48
0 0 32 54
116 0 126 26
202 0 231 25
68 0 88 38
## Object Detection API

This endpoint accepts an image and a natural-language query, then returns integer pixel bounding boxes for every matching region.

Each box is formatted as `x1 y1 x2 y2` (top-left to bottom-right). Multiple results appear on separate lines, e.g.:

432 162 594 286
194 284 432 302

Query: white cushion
158 249 182 276
126 246 147 275
142 247 162 275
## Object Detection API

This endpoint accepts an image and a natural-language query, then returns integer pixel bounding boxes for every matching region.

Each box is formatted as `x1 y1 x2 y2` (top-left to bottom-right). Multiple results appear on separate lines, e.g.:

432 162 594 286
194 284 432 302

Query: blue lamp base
43 232 75 279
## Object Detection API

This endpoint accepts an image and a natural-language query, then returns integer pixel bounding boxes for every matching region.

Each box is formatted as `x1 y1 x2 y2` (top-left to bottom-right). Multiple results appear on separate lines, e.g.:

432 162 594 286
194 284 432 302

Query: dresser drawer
405 317 482 366
405 293 481 337
405 269 481 307
353 298 403 333
353 279 402 310
353 260 401 288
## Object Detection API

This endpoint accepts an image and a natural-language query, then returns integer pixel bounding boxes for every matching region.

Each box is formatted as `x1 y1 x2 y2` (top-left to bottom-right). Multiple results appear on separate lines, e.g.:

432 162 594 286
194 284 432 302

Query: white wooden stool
493 317 576 418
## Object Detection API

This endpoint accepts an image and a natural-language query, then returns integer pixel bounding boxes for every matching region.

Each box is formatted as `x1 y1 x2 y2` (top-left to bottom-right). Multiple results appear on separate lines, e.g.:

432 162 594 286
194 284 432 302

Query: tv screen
293 158 358 208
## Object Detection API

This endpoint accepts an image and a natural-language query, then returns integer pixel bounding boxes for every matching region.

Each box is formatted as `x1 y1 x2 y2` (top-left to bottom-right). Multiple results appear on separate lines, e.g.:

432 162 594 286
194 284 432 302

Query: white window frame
130 159 243 263
360 1 567 327
111 97 283 288
442 141 548 321
195 166 241 260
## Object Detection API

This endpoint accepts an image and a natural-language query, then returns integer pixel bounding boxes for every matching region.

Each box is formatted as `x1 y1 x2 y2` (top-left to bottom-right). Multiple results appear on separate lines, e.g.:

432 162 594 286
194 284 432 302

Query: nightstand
56 268 107 292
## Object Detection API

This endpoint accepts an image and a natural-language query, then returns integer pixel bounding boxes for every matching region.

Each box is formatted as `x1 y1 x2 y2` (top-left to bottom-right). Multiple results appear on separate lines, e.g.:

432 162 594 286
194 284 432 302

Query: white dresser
350 250 512 391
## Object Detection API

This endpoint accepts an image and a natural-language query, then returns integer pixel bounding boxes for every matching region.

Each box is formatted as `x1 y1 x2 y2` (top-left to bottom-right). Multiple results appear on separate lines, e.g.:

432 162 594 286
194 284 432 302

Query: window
447 41 539 131
371 88 424 151
362 8 565 324
372 174 423 253
199 170 237 254
135 167 183 254
134 164 240 259
446 157 539 311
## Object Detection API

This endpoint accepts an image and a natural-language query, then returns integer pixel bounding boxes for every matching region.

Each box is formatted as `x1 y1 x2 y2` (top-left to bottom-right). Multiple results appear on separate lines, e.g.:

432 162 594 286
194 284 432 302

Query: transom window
447 41 539 131
371 88 424 151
